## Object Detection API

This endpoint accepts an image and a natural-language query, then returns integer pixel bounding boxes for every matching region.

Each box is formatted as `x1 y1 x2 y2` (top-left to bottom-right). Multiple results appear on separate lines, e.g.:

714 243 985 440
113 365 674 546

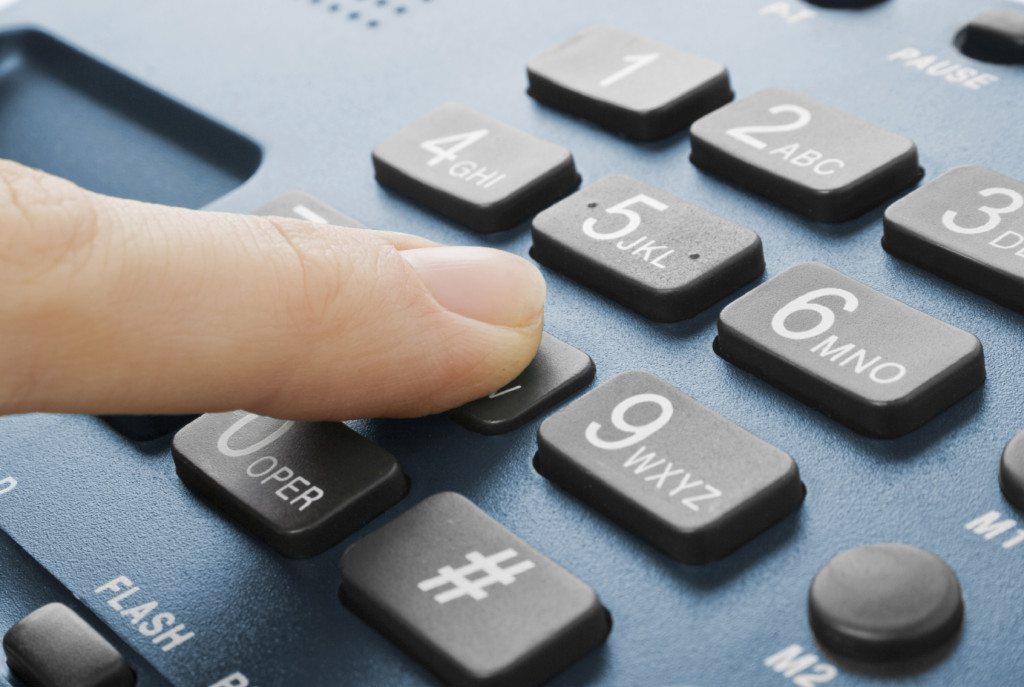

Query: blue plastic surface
0 30 260 209
1 0 1024 685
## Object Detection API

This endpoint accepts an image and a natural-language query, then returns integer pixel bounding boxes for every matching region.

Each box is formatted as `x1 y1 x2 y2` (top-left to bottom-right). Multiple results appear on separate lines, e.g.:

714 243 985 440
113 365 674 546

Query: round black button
804 0 887 7
999 430 1024 509
956 11 1024 65
808 544 963 661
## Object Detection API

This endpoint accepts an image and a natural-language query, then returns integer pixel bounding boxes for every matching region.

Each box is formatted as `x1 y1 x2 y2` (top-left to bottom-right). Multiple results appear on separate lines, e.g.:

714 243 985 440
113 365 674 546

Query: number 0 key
716 262 985 438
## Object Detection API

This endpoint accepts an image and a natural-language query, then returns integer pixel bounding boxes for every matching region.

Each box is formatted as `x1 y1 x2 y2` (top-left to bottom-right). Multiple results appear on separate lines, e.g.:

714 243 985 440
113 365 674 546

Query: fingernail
402 246 546 327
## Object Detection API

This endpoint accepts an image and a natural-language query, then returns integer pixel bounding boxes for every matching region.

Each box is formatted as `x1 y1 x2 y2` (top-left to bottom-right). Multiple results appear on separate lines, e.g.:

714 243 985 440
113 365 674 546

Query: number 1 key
527 25 733 140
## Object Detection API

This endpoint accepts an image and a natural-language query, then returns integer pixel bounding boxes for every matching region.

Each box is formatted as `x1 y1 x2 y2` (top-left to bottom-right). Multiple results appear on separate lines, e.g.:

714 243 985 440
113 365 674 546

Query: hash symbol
417 549 536 604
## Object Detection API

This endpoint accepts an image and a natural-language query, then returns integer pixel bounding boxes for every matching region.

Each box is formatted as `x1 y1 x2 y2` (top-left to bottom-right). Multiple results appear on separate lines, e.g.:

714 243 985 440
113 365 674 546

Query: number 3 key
691 88 921 222
884 165 1024 314
716 262 985 438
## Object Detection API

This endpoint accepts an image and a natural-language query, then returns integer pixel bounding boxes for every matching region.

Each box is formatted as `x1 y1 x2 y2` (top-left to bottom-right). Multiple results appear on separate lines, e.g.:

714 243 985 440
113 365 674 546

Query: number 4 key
373 103 580 232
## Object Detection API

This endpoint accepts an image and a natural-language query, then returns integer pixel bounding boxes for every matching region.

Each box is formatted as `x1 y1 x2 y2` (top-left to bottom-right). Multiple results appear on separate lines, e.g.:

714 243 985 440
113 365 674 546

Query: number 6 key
716 262 985 438
690 88 921 222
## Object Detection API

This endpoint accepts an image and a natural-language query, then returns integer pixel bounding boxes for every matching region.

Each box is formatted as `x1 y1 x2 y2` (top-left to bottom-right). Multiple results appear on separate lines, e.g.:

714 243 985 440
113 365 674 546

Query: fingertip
0 162 548 422
401 246 546 329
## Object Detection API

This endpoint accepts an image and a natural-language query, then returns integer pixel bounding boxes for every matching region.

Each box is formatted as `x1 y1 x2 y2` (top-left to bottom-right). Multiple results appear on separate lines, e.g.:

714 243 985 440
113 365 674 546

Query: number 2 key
691 88 921 222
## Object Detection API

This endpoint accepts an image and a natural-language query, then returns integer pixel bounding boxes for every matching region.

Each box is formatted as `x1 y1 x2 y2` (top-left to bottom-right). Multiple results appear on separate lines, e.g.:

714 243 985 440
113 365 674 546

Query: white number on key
771 288 859 340
420 129 489 167
726 104 812 150
217 413 296 457
599 53 661 88
582 194 668 241
585 393 674 450
942 187 1024 235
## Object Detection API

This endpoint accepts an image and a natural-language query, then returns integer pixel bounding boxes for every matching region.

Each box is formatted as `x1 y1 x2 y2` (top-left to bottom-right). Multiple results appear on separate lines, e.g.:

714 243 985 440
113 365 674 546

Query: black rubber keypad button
172 412 407 558
805 0 887 7
3 603 136 687
884 165 1024 314
100 414 197 441
957 10 1024 64
373 102 580 233
999 429 1024 510
448 332 595 435
690 88 920 222
809 544 964 661
534 370 804 564
254 191 368 228
339 492 610 687
527 25 733 140
531 174 764 322
716 262 985 438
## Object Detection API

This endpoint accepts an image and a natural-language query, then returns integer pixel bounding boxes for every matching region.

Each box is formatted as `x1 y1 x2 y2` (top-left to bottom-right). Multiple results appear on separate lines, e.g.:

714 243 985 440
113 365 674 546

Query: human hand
0 161 545 420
